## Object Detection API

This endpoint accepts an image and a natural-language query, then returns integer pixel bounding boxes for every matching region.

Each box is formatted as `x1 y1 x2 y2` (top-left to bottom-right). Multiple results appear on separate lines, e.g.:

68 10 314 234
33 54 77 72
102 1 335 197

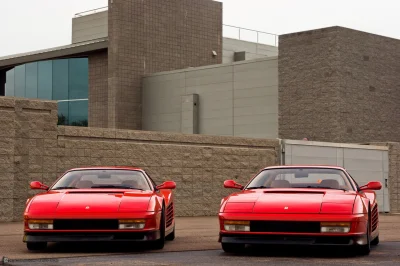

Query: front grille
53 219 119 230
250 221 321 233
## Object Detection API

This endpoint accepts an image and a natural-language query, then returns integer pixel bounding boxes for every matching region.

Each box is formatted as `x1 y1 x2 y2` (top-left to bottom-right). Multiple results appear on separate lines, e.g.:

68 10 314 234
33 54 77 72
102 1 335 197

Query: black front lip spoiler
220 234 367 246
24 231 160 242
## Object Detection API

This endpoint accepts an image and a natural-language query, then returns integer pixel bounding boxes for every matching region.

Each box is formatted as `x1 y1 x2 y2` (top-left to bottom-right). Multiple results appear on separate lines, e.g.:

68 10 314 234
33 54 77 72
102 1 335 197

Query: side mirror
30 181 49 190
224 180 244 190
359 181 382 191
156 181 176 190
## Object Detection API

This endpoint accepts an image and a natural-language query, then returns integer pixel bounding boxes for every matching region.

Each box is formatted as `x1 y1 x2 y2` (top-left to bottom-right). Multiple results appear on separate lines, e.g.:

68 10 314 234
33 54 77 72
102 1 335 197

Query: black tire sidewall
160 206 166 239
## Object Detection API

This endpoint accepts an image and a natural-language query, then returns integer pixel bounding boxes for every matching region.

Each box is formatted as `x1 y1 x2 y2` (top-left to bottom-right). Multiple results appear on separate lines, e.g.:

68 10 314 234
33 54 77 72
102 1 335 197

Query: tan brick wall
0 97 58 222
279 26 400 143
107 0 223 130
0 97 279 222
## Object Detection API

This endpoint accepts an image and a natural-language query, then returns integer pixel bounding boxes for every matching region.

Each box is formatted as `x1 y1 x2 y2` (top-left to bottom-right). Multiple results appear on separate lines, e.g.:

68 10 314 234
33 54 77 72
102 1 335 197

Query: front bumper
218 213 369 246
23 230 160 242
220 233 368 246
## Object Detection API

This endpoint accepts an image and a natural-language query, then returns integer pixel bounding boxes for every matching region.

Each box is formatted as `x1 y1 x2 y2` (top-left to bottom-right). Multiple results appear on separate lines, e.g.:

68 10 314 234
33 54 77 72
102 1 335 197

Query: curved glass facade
5 58 88 126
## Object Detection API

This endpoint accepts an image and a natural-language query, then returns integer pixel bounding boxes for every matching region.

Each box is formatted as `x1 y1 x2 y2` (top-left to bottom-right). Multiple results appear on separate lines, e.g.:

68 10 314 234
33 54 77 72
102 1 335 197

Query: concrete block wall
0 97 280 222
0 97 58 222
142 57 278 139
223 38 278 63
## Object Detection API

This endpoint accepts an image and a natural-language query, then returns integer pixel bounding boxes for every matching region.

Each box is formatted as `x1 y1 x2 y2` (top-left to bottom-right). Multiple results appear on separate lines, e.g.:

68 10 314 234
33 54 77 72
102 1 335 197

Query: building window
5 69 15 96
38 61 53 100
5 58 89 127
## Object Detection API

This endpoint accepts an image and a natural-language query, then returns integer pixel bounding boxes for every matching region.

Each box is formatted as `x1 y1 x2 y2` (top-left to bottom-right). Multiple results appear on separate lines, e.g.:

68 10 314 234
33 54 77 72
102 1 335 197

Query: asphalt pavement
4 242 400 265
1 215 400 265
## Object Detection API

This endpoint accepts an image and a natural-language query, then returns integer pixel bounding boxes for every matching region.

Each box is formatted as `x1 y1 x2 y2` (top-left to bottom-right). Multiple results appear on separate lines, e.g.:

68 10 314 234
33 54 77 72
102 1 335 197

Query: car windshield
246 168 354 191
50 169 152 191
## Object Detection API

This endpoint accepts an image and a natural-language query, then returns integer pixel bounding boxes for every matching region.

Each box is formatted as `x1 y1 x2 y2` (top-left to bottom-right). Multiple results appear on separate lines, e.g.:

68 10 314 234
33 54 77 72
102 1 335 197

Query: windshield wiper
246 186 270 189
90 185 144 190
51 187 78 190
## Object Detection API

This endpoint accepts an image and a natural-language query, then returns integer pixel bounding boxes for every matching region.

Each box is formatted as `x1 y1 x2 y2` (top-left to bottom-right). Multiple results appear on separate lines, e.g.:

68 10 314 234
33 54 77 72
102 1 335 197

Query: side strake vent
371 204 379 231
166 203 174 228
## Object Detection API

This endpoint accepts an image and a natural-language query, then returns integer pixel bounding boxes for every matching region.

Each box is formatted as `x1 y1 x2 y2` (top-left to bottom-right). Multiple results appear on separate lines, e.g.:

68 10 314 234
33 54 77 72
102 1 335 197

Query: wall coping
58 126 280 149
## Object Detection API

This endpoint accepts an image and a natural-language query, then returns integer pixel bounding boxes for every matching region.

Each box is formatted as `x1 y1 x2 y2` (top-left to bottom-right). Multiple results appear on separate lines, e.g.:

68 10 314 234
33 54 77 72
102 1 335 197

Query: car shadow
29 241 159 254
221 244 377 258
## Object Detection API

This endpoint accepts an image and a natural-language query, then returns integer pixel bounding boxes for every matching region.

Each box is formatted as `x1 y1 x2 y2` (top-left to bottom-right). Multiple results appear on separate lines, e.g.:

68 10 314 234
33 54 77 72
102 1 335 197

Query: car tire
371 235 379 246
357 216 371 256
151 207 166 250
27 242 47 251
221 243 245 253
165 225 175 241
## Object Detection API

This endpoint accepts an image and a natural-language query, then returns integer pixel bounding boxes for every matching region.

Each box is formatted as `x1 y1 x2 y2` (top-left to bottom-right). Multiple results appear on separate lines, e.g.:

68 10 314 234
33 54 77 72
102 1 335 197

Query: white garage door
281 140 390 213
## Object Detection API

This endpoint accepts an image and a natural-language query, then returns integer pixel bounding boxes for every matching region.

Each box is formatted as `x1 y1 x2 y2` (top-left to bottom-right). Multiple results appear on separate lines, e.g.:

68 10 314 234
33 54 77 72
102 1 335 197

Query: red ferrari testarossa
219 165 382 255
23 167 176 251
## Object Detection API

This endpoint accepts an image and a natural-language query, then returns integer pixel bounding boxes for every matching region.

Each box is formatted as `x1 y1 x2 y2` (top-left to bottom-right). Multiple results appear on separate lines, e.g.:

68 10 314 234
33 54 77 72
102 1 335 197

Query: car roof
66 166 145 172
263 165 346 171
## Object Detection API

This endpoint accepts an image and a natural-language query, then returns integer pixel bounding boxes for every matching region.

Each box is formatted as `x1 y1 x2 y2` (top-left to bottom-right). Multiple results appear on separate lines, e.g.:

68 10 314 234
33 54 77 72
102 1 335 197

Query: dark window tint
5 69 15 96
52 59 69 100
69 58 88 99
69 100 88 126
14 65 26 97
25 62 38 98
58 101 69 125
38 61 53 100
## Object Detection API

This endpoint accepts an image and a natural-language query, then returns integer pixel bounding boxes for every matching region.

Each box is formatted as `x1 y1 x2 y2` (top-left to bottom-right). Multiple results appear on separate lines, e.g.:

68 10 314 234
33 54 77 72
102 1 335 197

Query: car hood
27 190 154 214
223 189 358 214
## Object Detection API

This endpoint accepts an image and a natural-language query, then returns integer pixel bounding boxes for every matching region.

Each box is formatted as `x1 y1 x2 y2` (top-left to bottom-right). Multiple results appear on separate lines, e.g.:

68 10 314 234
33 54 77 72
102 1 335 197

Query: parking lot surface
4 242 400 266
1 215 400 265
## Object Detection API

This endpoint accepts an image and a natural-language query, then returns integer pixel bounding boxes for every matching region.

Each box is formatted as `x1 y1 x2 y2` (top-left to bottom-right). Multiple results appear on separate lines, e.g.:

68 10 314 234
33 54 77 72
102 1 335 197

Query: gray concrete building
0 0 399 144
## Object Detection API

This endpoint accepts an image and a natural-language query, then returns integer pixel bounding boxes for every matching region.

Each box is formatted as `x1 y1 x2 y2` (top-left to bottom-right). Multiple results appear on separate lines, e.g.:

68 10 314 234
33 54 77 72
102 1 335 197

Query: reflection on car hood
27 190 154 214
223 189 358 214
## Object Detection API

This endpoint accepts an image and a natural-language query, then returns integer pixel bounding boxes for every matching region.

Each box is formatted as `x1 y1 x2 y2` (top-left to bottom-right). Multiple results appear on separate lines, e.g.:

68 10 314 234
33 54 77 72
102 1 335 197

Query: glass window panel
68 58 88 99
25 62 38 98
5 69 15 96
69 100 88 127
57 101 69 125
52 59 69 100
38 61 53 100
14 65 26 97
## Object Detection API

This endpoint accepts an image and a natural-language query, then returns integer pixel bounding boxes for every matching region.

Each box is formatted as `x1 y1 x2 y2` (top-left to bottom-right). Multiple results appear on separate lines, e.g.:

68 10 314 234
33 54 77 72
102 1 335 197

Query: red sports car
219 165 382 255
23 167 176 251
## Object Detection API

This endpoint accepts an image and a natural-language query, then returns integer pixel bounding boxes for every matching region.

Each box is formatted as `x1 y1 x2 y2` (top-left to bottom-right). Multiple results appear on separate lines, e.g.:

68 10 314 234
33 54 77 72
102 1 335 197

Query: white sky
0 0 399 57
